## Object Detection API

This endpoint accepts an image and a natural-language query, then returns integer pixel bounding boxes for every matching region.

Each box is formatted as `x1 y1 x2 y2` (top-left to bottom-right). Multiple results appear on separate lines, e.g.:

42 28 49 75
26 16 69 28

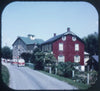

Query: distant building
41 28 85 71
86 55 99 71
12 34 44 59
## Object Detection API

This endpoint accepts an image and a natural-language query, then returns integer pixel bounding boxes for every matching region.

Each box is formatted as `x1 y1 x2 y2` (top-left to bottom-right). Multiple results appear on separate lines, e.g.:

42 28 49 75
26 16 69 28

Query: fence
72 70 98 85
44 66 98 85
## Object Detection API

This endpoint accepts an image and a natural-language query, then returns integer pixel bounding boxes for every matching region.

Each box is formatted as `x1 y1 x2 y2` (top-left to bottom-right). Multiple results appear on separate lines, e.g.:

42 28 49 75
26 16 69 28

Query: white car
17 59 25 67
11 59 18 65
7 59 10 63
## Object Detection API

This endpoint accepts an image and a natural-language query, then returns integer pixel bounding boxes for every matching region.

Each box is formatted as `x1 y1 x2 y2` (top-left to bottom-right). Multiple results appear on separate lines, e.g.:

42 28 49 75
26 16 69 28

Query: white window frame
74 55 80 63
75 44 79 51
58 55 65 62
18 45 21 49
59 43 63 51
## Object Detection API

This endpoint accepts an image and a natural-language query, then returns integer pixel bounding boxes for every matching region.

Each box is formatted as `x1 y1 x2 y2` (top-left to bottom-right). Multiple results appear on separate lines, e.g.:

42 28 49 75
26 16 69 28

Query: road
2 62 77 90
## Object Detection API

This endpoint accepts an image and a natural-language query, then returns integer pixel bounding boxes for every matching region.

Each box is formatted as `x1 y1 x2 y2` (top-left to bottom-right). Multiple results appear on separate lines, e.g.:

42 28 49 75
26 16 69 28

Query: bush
20 52 32 63
1 65 10 86
34 60 44 70
72 70 98 84
89 71 98 84
34 51 45 70
72 75 87 84
57 62 80 78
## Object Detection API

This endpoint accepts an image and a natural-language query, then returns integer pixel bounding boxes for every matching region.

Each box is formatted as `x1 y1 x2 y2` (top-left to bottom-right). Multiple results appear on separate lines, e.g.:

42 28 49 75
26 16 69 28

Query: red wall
53 35 84 65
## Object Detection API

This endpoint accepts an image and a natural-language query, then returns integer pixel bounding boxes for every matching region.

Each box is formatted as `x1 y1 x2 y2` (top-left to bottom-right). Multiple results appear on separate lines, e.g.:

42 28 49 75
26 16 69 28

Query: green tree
34 51 45 70
45 52 56 65
2 46 12 59
20 52 32 63
31 47 41 64
44 52 57 73
31 47 45 70
57 62 80 77
82 32 98 55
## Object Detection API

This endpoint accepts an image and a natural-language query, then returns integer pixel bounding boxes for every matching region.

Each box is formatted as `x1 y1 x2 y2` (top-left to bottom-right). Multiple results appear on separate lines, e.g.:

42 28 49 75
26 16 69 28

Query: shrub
57 62 80 78
1 65 10 86
89 71 98 84
72 70 98 84
34 51 45 70
20 52 32 62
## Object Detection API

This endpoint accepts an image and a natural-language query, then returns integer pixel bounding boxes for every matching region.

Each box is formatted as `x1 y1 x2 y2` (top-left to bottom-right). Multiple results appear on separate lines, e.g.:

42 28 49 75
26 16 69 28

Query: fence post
55 68 57 74
49 67 51 74
72 70 75 78
87 65 90 72
87 73 89 84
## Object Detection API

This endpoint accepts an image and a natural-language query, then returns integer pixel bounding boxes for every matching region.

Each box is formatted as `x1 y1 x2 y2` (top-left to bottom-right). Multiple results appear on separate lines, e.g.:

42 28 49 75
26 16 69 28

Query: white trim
58 55 65 62
59 43 63 51
75 44 79 51
74 55 80 63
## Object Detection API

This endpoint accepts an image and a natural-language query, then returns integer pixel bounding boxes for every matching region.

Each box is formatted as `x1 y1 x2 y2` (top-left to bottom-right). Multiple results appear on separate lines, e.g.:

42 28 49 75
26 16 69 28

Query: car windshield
19 59 24 62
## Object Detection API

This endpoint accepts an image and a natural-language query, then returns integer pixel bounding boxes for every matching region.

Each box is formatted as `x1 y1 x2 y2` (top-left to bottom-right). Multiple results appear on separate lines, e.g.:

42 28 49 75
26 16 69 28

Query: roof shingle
20 37 44 45
92 55 99 62
12 37 44 46
41 30 84 45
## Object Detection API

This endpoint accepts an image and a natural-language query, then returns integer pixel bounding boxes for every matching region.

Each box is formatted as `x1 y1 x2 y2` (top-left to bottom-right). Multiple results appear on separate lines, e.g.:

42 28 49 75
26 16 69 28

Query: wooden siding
53 35 84 65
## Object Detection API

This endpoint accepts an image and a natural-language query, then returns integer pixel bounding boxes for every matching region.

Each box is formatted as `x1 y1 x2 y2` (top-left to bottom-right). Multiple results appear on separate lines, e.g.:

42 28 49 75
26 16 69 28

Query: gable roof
84 52 90 55
92 55 99 62
41 30 84 45
12 37 44 46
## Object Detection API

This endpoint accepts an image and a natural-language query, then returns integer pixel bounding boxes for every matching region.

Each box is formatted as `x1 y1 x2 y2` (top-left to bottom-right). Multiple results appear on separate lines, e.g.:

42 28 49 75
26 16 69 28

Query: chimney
54 33 56 37
28 34 35 40
67 27 70 32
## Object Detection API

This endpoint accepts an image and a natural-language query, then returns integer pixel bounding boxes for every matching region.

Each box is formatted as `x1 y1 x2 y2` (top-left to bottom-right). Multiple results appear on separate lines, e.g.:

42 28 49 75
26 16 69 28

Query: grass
26 65 91 90
1 65 10 86
39 70 91 90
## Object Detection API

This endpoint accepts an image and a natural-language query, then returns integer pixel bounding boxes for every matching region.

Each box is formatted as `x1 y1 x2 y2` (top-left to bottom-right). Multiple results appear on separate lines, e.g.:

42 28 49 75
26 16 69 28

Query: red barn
41 28 85 70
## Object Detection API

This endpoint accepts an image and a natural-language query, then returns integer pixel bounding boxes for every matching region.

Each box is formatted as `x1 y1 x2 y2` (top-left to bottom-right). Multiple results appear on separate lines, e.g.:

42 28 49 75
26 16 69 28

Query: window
58 55 65 62
46 45 47 51
75 44 79 51
44 45 46 51
72 36 76 41
14 45 16 48
59 43 63 51
74 55 80 63
18 45 21 49
62 36 66 41
49 44 51 51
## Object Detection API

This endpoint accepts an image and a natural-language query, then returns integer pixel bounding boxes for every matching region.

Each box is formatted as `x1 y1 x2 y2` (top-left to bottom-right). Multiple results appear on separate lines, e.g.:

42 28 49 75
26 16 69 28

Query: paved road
2 62 77 90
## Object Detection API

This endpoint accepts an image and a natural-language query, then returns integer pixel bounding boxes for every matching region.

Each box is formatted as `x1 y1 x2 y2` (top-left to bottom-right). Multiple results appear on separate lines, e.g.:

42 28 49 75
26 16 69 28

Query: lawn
1 65 10 86
26 63 91 90
39 70 91 90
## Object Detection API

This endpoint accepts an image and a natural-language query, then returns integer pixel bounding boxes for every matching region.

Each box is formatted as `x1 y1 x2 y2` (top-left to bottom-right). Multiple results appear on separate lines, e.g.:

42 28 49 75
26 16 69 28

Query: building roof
41 29 84 45
92 55 99 62
41 33 63 45
84 52 90 55
12 36 44 46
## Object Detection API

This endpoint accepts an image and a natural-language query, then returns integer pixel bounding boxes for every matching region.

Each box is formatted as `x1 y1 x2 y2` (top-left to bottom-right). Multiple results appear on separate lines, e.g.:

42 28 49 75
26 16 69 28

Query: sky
2 1 98 49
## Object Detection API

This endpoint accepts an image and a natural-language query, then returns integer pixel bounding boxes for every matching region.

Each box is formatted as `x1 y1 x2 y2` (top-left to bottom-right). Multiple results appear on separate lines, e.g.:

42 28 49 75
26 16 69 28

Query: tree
31 47 45 70
20 52 32 63
31 47 41 64
2 46 12 59
82 32 98 55
34 51 45 70
57 62 80 77
45 52 56 65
